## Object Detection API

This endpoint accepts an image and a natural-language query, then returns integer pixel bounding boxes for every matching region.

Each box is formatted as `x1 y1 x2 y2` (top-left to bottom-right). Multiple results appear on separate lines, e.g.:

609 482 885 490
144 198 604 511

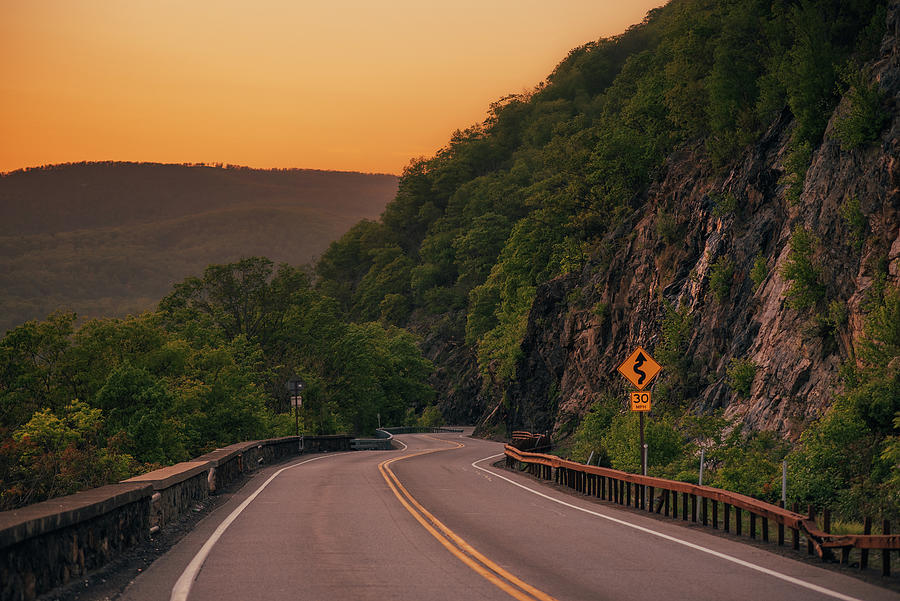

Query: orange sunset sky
1 1 664 176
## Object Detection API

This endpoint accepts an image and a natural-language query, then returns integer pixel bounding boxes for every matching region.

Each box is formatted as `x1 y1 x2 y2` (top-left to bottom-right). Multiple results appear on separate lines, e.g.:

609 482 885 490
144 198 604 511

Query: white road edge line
472 454 865 601
170 454 336 601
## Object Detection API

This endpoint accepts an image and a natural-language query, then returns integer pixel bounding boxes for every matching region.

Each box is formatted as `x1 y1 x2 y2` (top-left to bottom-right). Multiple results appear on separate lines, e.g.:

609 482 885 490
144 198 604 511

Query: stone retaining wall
0 434 368 600
0 483 151 601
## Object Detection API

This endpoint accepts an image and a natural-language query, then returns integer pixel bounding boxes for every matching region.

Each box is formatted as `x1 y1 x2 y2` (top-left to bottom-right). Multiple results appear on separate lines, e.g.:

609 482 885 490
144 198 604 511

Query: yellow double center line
378 437 558 601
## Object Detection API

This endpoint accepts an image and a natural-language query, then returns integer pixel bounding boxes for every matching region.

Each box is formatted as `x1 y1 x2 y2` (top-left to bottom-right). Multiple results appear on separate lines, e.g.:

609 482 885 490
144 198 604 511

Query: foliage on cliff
316 0 888 390
313 0 896 517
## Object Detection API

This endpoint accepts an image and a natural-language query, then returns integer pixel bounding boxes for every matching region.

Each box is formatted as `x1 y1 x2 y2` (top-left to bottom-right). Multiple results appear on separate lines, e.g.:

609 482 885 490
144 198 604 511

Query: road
119 432 898 601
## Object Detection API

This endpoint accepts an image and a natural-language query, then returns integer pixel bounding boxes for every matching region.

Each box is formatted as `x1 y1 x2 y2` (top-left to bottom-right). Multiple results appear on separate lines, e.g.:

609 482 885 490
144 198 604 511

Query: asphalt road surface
118 431 898 601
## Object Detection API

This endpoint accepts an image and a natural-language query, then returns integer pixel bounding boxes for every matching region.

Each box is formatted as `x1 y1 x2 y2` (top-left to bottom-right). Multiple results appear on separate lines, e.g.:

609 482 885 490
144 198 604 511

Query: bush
708 255 734 303
780 226 825 310
726 358 756 397
779 141 812 205
656 209 679 244
839 196 867 250
832 67 889 151
711 192 738 218
602 413 685 475
2 401 137 509
711 431 787 503
571 396 618 464
750 254 767 290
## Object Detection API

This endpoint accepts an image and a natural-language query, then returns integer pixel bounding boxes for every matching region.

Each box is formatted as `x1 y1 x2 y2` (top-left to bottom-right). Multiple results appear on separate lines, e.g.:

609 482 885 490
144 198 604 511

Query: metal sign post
286 376 305 453
617 347 661 478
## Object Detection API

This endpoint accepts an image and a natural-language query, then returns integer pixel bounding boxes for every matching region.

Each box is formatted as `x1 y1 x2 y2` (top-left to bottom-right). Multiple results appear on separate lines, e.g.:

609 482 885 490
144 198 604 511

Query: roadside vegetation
0 258 437 510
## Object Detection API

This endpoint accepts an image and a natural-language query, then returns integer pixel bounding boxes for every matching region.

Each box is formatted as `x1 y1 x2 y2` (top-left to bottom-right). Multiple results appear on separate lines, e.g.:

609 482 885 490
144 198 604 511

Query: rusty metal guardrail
505 444 900 577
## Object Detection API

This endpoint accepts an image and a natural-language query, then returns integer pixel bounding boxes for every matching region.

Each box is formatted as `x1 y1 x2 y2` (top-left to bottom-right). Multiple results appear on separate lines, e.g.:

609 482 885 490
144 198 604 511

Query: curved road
119 432 897 601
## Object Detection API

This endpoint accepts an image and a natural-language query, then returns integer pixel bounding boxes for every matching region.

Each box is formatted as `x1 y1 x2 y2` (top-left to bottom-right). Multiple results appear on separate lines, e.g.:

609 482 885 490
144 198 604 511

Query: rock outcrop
485 3 900 441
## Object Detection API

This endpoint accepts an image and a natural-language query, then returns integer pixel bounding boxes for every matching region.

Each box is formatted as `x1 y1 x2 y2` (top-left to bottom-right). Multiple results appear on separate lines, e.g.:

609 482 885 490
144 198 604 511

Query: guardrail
380 426 464 434
352 429 394 450
504 444 900 577
510 431 552 453
352 426 465 450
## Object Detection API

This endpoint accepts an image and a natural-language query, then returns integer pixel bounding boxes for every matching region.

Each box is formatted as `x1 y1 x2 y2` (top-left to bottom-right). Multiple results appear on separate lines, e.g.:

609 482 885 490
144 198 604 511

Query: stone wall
0 434 317 601
0 483 150 601
0 433 383 600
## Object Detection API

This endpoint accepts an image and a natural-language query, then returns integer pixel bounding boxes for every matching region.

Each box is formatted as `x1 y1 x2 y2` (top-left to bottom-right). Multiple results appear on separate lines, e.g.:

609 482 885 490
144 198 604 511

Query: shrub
750 254 767 290
708 255 735 303
656 209 679 244
726 358 756 397
711 431 787 503
839 196 867 250
571 395 618 464
780 226 825 310
602 413 685 475
711 192 738 218
779 141 812 205
832 67 889 151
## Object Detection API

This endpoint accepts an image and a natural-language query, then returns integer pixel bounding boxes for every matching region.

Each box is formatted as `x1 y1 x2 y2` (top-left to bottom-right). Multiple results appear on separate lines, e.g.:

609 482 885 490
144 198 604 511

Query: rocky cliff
485 3 900 441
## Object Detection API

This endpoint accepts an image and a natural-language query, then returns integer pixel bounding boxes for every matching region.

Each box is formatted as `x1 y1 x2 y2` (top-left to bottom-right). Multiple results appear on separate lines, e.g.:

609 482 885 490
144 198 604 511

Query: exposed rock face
487 3 900 441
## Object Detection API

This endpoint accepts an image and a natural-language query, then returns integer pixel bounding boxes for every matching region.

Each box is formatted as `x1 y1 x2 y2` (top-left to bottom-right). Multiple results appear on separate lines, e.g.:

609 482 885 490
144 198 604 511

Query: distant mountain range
0 162 398 333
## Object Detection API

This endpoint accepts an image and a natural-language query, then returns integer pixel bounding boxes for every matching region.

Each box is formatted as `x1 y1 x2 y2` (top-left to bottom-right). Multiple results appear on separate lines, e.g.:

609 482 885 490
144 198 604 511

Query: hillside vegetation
314 0 898 518
0 162 397 334
0 258 438 509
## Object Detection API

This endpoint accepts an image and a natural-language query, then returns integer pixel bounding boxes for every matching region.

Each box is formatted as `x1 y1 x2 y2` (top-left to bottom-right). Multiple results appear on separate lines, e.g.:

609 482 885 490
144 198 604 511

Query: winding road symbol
633 352 647 386
617 347 661 391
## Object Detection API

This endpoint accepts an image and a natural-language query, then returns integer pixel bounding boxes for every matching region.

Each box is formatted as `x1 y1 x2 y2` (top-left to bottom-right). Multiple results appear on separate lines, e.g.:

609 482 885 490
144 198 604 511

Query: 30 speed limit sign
630 391 651 412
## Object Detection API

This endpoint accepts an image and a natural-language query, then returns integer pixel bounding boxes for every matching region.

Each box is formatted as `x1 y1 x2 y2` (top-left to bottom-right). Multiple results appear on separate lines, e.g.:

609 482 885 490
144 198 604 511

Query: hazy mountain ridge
0 162 398 333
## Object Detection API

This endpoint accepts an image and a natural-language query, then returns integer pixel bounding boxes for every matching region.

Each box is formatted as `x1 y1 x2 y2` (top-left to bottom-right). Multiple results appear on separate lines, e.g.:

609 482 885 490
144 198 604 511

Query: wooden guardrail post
712 499 718 529
883 520 891 577
861 516 871 570
777 501 785 546
807 506 816 555
724 503 731 533
701 497 708 526
792 502 801 550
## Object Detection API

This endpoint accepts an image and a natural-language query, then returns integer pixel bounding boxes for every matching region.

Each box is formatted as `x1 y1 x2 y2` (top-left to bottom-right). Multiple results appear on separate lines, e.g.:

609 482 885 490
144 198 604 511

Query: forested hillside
315 0 899 518
0 162 397 334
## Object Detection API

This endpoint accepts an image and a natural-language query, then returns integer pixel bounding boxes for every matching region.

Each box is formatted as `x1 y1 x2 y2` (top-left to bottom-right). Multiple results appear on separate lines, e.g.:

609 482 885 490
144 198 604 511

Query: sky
1 1 664 176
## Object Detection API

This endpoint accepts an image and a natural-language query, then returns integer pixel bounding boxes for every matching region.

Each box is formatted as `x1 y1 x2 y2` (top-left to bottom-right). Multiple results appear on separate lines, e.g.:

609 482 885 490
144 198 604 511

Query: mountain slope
312 0 895 431
0 162 397 333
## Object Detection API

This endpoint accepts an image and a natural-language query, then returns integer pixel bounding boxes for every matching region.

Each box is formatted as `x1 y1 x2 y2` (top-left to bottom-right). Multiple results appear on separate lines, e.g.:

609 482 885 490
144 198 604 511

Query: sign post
617 347 661 476
286 377 305 452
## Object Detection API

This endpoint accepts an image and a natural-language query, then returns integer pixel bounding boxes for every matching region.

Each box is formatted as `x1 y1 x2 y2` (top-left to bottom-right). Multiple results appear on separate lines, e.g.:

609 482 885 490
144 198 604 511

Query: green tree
780 226 825 310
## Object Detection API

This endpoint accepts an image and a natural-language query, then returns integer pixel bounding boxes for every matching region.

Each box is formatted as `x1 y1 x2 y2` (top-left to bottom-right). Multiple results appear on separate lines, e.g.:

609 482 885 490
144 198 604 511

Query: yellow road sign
630 391 651 412
617 346 661 390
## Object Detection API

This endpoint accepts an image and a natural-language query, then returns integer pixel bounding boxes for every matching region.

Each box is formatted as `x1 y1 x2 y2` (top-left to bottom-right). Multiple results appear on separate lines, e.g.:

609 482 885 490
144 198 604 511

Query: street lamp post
286 376 305 453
